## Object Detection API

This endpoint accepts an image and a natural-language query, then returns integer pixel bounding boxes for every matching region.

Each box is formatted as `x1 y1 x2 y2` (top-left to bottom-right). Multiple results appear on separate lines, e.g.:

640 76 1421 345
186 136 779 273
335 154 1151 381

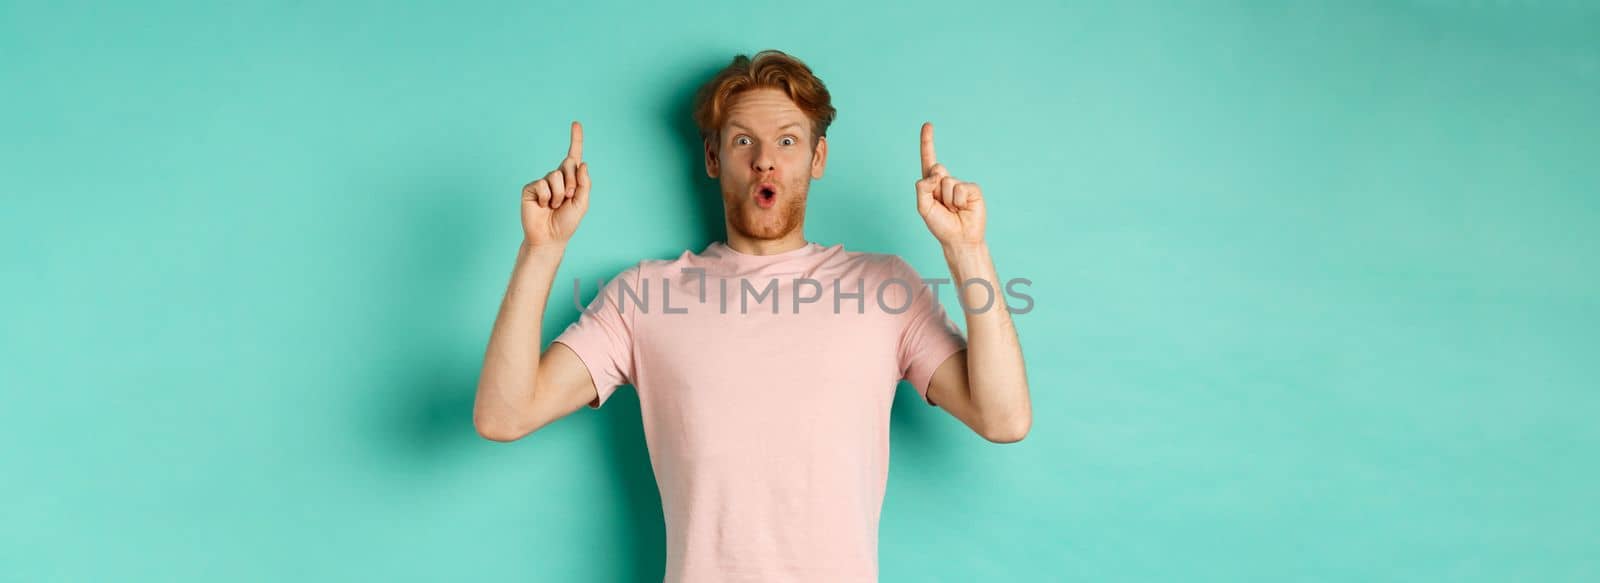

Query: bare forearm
474 242 566 433
942 242 1031 433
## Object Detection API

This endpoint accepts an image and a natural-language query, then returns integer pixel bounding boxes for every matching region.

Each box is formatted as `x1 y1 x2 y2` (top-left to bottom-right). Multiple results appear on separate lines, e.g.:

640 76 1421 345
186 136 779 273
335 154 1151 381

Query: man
474 50 1031 582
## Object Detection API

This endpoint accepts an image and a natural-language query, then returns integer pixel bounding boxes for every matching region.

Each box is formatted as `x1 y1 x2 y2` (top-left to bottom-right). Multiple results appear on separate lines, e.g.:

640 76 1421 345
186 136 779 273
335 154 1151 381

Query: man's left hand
915 122 986 248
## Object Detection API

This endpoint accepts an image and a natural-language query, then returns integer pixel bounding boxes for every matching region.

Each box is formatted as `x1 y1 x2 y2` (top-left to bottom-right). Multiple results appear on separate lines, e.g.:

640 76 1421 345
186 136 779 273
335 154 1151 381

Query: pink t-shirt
553 240 967 582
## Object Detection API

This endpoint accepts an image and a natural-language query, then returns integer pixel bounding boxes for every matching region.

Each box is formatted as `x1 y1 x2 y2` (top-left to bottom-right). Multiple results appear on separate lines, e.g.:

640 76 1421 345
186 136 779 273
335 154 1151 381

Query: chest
626 277 904 452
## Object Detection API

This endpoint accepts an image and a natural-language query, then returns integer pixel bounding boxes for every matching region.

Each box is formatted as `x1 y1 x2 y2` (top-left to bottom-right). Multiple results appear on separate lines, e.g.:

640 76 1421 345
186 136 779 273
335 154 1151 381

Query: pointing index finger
920 122 937 177
567 121 584 161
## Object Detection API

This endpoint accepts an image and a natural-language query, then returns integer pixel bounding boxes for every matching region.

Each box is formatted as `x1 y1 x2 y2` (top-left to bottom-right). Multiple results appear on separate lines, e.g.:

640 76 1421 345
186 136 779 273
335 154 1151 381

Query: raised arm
473 121 599 442
914 122 1033 443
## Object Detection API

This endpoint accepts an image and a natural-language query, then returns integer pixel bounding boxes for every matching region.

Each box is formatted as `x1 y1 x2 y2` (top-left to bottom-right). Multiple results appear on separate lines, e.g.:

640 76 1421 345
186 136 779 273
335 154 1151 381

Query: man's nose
751 146 776 173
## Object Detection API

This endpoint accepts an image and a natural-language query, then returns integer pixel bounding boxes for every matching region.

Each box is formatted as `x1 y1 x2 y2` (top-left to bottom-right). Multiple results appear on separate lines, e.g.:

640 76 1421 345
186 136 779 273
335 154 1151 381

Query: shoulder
613 248 700 280
834 247 924 281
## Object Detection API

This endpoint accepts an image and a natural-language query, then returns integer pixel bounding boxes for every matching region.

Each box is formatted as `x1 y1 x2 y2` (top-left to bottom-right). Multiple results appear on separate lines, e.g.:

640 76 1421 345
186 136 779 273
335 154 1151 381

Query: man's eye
780 137 796 146
735 136 752 145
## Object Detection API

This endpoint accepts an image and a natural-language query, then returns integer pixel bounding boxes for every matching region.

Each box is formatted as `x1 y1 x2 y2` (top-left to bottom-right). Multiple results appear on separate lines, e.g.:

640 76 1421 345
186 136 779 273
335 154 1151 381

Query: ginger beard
706 88 826 242
721 169 810 241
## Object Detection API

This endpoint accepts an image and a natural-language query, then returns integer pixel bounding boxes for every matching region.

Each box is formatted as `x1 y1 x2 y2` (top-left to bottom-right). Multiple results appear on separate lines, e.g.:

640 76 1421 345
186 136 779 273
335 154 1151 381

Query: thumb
573 162 591 205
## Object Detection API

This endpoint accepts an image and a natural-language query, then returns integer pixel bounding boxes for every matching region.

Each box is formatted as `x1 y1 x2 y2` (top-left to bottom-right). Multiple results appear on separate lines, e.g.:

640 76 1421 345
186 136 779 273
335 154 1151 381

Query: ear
703 137 720 179
810 136 828 179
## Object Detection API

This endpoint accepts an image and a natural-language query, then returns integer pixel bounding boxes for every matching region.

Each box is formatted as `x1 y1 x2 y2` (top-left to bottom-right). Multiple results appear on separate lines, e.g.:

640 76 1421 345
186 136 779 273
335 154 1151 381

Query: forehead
724 88 810 133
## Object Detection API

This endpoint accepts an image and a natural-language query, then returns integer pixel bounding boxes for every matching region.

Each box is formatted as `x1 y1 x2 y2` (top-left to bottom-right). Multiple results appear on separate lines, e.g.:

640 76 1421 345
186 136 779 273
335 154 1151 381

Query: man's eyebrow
728 122 805 133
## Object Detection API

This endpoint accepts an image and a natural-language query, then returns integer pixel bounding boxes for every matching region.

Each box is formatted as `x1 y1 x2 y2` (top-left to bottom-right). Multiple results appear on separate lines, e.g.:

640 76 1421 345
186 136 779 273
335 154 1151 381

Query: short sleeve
552 265 640 409
893 259 968 406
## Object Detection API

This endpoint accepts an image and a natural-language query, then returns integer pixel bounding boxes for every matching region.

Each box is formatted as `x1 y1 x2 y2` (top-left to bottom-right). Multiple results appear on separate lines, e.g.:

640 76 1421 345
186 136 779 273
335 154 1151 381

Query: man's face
705 87 828 241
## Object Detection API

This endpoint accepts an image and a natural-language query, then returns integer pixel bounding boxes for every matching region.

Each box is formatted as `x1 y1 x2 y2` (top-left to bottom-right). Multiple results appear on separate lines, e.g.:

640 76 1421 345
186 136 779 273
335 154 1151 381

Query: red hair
692 50 837 145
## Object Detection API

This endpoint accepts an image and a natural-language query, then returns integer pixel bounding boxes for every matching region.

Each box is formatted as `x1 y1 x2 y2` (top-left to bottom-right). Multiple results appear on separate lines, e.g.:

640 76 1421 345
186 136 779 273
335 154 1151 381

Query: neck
723 224 808 256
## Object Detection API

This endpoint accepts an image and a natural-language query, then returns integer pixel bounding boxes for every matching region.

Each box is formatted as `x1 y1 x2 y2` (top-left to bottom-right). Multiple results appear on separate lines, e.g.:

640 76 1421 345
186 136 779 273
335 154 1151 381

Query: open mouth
754 183 778 208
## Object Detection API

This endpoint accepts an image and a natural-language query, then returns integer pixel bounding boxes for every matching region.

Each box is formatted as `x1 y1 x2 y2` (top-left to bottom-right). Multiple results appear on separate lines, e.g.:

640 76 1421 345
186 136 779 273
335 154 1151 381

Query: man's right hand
521 121 591 246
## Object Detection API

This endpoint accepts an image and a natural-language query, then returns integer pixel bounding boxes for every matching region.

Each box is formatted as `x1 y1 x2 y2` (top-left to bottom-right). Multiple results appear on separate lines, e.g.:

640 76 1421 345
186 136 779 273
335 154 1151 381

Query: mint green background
4 1 1598 581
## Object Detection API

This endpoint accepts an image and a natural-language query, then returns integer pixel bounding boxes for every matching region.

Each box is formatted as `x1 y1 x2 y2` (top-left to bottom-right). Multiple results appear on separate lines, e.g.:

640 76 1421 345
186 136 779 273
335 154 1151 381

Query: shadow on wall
664 57 730 251
359 181 664 579
352 55 744 582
